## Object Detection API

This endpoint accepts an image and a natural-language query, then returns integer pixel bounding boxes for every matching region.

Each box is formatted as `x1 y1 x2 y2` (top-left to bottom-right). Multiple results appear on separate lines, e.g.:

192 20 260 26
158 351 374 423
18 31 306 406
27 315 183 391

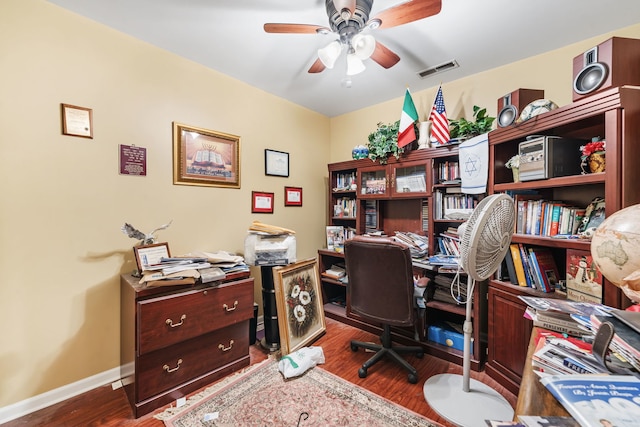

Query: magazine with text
540 374 640 427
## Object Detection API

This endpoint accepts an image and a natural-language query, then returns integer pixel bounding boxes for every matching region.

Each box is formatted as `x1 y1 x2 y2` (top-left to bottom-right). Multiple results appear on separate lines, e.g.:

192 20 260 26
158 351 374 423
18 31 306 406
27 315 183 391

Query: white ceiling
46 0 640 117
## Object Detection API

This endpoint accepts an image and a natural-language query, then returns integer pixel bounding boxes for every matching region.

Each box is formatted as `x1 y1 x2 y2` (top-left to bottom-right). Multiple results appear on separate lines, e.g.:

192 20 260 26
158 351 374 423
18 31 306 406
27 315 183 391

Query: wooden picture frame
61 103 93 138
273 258 326 355
252 191 274 213
173 122 240 188
133 242 170 272
284 186 302 206
264 149 289 177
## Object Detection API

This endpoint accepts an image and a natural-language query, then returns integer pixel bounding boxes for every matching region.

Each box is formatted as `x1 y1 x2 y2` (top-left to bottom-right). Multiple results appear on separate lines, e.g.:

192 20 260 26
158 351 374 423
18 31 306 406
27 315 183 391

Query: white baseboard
0 367 121 424
1 319 265 423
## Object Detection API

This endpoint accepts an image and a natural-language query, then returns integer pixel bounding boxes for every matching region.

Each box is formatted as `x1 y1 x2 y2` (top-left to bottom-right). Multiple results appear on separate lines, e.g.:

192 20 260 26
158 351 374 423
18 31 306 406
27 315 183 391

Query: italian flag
398 88 418 148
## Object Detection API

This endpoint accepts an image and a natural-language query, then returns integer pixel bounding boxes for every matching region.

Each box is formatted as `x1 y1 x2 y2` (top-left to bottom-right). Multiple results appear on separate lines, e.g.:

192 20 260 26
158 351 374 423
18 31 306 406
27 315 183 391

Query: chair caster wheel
358 367 367 378
408 373 418 384
416 352 424 359
350 343 359 352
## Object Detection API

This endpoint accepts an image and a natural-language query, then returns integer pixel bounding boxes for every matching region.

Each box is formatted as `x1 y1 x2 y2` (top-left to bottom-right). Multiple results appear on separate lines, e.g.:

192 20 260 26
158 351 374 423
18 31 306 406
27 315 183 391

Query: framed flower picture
273 258 326 355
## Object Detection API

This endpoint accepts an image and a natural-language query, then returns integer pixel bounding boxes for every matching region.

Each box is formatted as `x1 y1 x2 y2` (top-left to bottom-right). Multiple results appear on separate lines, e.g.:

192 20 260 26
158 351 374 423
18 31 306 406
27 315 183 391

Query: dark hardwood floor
3 318 517 426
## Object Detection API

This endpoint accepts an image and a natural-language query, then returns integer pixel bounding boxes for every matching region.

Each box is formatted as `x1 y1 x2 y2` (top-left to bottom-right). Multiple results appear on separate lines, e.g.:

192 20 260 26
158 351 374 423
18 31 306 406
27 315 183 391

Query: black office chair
344 235 424 384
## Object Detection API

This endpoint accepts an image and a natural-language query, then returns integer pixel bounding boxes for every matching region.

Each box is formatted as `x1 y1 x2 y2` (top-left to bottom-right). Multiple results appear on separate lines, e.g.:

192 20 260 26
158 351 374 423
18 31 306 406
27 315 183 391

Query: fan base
423 374 514 427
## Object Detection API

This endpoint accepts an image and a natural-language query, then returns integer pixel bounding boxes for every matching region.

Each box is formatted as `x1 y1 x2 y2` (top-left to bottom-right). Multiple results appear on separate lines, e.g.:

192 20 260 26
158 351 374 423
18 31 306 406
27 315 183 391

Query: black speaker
497 89 544 127
572 37 640 101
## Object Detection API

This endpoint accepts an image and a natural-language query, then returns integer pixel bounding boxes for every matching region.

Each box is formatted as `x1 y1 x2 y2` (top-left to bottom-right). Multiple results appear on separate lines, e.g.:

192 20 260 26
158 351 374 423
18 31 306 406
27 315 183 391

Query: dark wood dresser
120 272 254 417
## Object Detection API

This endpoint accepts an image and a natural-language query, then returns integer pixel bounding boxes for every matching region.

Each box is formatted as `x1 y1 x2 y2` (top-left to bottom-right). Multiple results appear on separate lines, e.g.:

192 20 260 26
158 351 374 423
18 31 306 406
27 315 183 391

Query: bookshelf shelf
324 146 486 370
485 86 640 395
425 300 467 317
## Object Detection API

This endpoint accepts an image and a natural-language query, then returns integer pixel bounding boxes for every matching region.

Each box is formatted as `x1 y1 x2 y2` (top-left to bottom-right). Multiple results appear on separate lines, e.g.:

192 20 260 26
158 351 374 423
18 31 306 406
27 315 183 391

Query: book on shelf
428 254 460 267
527 246 548 291
512 193 588 237
333 171 357 191
566 249 603 304
528 247 560 293
518 243 537 290
322 264 345 279
540 374 640 427
509 243 528 287
517 416 579 427
501 248 518 284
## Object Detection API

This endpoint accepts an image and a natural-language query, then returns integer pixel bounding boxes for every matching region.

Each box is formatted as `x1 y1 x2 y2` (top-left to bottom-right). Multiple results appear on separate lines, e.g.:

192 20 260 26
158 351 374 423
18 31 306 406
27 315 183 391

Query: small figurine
121 220 172 245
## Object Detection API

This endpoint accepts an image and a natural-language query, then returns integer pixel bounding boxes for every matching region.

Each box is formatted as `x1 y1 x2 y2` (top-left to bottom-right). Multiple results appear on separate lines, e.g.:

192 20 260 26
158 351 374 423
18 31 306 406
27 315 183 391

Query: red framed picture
252 191 274 213
284 186 303 206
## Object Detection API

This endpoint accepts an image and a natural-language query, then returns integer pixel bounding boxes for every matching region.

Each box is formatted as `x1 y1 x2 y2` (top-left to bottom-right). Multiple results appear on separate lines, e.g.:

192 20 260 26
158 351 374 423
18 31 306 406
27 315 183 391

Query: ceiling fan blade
308 58 326 73
370 0 442 29
333 0 356 18
264 23 330 34
370 41 400 69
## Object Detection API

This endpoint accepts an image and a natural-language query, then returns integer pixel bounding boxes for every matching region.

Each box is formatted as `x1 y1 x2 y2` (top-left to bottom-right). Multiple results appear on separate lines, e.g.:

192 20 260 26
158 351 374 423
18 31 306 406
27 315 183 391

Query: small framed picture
265 149 289 177
252 191 274 213
133 242 170 272
61 103 93 138
273 258 326 355
284 186 303 206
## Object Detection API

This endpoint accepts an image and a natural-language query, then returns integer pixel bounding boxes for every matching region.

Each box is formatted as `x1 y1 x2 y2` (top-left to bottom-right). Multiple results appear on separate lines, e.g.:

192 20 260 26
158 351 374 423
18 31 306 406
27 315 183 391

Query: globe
590 204 640 303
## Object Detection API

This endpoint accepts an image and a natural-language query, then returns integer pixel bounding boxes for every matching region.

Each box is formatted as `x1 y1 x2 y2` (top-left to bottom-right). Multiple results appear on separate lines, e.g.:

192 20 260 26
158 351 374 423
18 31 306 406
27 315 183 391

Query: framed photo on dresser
133 242 170 272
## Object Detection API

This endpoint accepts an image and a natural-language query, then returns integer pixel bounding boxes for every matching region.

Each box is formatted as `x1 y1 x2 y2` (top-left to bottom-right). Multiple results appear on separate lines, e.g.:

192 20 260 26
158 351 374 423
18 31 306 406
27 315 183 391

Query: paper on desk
185 250 244 265
139 269 201 284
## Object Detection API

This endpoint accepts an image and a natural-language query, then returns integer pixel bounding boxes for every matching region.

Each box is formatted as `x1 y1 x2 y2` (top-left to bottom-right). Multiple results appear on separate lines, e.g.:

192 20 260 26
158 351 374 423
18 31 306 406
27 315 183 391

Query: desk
514 327 570 418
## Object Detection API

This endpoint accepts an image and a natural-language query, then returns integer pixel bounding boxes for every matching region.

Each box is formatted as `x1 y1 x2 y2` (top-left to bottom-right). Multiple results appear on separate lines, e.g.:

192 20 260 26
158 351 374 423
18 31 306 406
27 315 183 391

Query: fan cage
460 194 515 281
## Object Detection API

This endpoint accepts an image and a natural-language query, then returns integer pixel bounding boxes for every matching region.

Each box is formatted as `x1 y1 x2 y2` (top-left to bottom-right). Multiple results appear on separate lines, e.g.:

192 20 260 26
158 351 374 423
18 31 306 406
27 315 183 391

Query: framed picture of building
173 122 240 188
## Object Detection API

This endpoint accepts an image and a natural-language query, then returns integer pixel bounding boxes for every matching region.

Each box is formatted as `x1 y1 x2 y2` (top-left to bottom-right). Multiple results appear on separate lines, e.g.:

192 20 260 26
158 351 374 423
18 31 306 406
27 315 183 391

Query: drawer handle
223 301 238 312
163 359 182 373
218 340 234 352
166 314 186 328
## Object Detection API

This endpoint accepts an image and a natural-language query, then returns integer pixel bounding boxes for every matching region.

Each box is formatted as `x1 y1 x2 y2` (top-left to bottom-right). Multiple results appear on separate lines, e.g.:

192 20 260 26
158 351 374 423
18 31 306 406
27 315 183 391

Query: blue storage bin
427 322 472 353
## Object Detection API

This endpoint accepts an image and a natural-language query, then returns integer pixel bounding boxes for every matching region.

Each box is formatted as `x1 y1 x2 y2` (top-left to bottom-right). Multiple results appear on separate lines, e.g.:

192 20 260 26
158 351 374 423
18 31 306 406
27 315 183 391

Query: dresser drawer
136 320 249 402
137 278 253 355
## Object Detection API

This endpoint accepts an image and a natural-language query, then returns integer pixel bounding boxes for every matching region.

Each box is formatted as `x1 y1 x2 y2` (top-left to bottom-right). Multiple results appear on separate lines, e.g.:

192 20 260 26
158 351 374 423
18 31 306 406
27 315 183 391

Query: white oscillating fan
424 193 515 427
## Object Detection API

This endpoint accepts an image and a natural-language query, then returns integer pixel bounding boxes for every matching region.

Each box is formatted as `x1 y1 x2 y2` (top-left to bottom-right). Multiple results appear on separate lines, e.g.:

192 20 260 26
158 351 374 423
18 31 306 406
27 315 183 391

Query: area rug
155 358 442 427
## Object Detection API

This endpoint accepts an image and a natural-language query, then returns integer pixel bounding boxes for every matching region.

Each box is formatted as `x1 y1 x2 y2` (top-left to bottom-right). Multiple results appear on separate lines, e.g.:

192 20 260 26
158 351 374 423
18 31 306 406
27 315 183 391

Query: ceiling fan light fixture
318 40 342 69
366 19 381 30
352 33 375 60
346 53 366 76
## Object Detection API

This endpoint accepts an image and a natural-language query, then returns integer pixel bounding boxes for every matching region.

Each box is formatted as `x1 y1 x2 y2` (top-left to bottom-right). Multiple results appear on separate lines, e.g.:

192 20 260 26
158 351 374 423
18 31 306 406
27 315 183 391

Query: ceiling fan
264 0 442 76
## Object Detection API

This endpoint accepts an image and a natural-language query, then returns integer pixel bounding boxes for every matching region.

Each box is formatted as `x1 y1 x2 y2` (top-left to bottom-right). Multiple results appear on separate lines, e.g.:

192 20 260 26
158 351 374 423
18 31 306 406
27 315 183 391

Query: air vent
417 60 459 79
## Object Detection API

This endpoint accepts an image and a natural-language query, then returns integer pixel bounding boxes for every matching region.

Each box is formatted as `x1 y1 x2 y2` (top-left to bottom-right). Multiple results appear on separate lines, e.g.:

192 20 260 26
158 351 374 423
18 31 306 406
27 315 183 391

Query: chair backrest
344 235 415 327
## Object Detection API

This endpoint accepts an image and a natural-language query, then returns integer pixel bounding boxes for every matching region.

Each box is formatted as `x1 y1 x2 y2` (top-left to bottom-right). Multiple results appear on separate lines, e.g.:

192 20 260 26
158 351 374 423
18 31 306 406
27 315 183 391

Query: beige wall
1 0 639 411
0 0 329 407
329 24 640 162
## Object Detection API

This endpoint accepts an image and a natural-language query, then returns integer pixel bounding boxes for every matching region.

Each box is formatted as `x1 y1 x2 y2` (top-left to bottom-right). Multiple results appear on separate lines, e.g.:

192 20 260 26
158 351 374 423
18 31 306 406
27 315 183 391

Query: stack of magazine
519 296 612 337
531 330 608 378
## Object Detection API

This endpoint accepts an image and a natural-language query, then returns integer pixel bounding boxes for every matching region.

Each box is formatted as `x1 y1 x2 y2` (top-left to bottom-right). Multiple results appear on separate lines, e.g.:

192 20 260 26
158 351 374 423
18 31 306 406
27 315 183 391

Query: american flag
429 86 450 145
